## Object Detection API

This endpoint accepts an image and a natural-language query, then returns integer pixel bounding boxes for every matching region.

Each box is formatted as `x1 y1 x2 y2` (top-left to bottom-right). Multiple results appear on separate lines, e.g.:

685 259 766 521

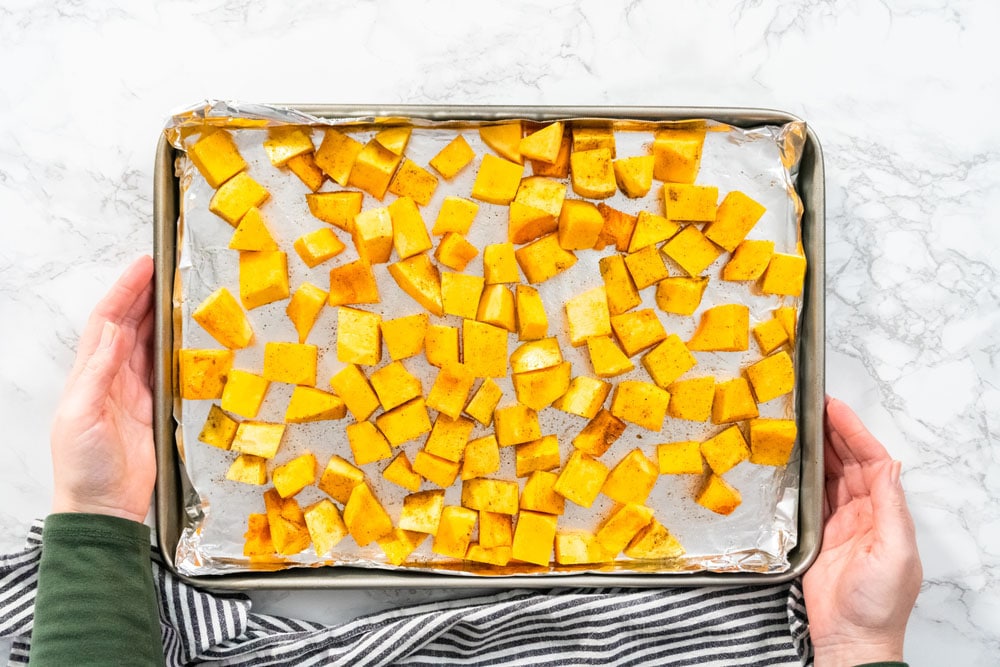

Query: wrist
812 637 904 667
51 494 148 525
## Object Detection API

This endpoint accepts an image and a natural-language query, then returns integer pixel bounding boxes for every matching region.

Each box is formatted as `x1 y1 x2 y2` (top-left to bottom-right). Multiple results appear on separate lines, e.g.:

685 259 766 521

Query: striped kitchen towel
1 521 812 666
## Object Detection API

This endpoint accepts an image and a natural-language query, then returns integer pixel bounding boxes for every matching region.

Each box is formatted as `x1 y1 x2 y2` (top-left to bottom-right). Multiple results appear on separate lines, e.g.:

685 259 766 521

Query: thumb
72 322 126 414
871 460 916 549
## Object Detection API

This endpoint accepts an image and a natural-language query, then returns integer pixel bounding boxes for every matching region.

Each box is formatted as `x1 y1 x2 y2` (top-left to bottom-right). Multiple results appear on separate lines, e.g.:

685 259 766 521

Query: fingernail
891 460 902 486
99 322 116 350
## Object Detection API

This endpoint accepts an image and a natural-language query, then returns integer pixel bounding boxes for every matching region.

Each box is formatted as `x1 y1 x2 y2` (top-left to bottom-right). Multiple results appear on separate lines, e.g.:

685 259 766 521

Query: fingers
825 397 892 502
870 460 918 558
71 322 129 416
128 293 155 383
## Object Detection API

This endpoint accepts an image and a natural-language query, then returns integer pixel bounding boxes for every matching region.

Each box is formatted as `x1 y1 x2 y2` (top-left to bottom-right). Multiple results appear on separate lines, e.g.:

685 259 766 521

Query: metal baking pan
153 105 824 590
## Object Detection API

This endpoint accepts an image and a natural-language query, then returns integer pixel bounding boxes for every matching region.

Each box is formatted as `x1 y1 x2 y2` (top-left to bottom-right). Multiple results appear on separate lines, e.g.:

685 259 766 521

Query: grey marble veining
1 1 998 664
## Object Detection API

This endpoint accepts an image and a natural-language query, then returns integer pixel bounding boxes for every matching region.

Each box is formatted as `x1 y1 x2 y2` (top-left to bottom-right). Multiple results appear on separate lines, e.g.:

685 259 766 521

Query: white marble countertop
1 1 997 664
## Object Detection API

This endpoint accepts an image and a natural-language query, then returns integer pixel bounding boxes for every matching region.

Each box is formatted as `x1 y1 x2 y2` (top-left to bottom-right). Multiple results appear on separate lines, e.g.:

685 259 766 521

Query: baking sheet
156 103 822 584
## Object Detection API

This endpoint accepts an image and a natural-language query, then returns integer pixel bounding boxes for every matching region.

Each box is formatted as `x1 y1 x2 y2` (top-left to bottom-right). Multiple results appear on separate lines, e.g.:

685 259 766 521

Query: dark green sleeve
29 513 165 667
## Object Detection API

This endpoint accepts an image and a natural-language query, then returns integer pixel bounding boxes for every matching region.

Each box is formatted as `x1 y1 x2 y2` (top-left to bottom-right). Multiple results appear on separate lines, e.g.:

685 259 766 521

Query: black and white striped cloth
1 521 813 666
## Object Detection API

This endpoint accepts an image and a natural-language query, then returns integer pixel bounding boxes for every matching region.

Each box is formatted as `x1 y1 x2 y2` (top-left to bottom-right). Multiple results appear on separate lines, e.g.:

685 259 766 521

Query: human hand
803 397 922 666
49 255 156 524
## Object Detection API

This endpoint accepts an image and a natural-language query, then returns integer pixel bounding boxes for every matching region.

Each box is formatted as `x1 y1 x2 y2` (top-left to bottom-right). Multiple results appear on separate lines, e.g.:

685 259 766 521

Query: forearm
30 513 164 666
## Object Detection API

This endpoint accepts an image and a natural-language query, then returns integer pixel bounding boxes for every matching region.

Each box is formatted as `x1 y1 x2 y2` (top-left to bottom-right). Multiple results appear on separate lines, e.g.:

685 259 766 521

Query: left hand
50 255 157 524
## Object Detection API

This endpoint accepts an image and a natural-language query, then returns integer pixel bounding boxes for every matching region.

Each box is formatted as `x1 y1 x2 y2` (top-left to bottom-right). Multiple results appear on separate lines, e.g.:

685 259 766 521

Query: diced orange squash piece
613 155 654 198
512 362 571 411
572 126 616 155
602 449 658 505
348 139 403 200
209 172 269 226
479 123 523 162
352 206 394 264
375 398 433 447
595 503 654 555
530 131 570 178
493 404 541 447
220 369 269 419
465 379 503 426
610 309 667 357
663 183 719 222
329 364 380 422
478 511 513 549
286 282 328 344
426 362 476 420
238 250 289 310
712 377 760 424
336 307 381 367
557 199 604 250
627 210 681 253
435 233 479 271
687 304 749 351
424 415 475 463
272 452 317 498
594 203 637 252
388 196 433 260
652 128 705 184
760 253 807 297
192 287 254 350
231 422 285 459
263 126 314 167
624 245 670 290
399 489 445 535
328 259 380 306
315 129 364 187
462 319 508 378
520 470 565 515
661 225 723 277
369 360 423 410
641 334 697 389
383 452 423 492
749 418 798 466
471 154 524 205
752 317 790 355
432 196 479 235
610 380 671 431
188 130 247 188
508 201 557 245
343 483 394 546
306 191 363 232
703 190 766 252
700 425 751 475
285 386 347 423
263 488 311 555
587 336 634 378
511 510 557 566
657 441 704 475
722 240 775 281
565 286 612 346
514 176 566 218
598 254 641 316
746 350 795 403
624 518 685 560
429 135 476 179
178 349 233 400
666 376 715 422
229 206 278 251
304 498 349 557
425 324 459 368
514 233 577 284
552 376 610 419
387 159 439 206
432 505 478 559
199 404 239 450
378 528 429 566
519 121 564 163
461 478 520 515
318 455 364 504
572 409 625 457
655 276 709 316
477 284 517 332
226 454 267 486
387 254 444 316
510 337 562 374
293 228 346 268
286 152 325 192
462 434 501 480
381 313 428 361
555 530 612 565
514 435 561 478
515 284 547 340
483 242 521 284
263 341 318 386
570 147 616 199
553 450 609 508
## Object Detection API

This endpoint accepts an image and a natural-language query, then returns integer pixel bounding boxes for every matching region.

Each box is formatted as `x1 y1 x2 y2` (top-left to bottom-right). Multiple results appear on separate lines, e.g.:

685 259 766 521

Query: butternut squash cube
272 452 317 498
238 250 289 310
652 128 705 184
425 324 459 368
520 470 565 515
383 452 423 492
263 341 318 386
557 198 604 250
624 519 685 560
178 348 233 400
722 239 775 281
666 376 715 422
587 336 634 378
624 244 669 290
243 514 275 558
572 126 616 155
432 505 478 559
287 152 325 192
462 319 508 378
514 233 578 284
424 415 475 463
381 313 428 361
598 254 641 316
374 126 411 155
199 404 239 450
399 489 445 535
263 488 311 555
229 206 278 251
387 254 444 316
696 473 742 515
477 284 516 332
209 172 270 226
511 510 557 566
306 191 363 232
655 276 709 316
612 155 655 198
611 309 667 357
661 225 723 277
552 376 611 419
471 154 524 204
530 131 571 178
465 543 513 567
375 398 432 447
510 337 562 374
570 147 616 199
514 434 561 477
663 183 719 222
387 159 439 206
602 449 658 505
348 139 403 200
553 450 609 508
388 196 433 260
432 196 479 235
461 434 501 481
352 206 394 264
641 334 697 389
627 210 681 253
703 190 766 252
515 284 547 339
760 252 807 297
610 380 671 431
479 511 513 549
303 498 349 557
344 483 394 546
315 129 363 186
513 362 572 411
483 243 521 285
712 377 759 424
594 203 637 252
493 404 541 447
369 360 422 411
515 175 566 218
318 454 364 504
519 121 564 163
226 454 267 486
221 369 269 418
464 379 503 426
329 364 380 422
377 528 428 566
753 317 790 355
746 350 796 403
479 122 523 162
263 126 314 167
285 386 347 423
461 478 519 515
775 306 798 345
555 530 611 565
231 422 285 459
565 286 612 347
426 362 476 420
572 409 625 457
435 233 479 271
293 228 346 268
188 130 246 189
701 425 751 475
192 287 254 350
596 503 654 555
687 304 749 351
508 201 557 245
749 418 798 466
336 307 381 367
657 441 704 475
347 421 393 465
429 135 476 179
286 282 328 344
328 259 380 306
